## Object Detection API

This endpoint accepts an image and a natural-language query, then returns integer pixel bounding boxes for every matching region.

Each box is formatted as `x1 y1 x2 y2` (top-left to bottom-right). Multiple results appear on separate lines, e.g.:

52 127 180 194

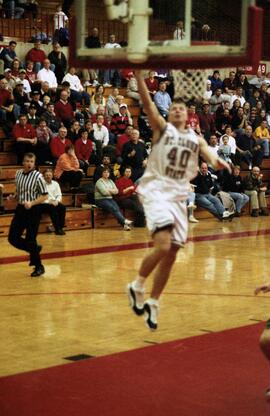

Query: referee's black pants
8 204 42 267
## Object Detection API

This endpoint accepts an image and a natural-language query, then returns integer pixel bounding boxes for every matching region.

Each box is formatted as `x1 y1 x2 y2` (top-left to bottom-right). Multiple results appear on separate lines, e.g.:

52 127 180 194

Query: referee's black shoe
31 264 45 277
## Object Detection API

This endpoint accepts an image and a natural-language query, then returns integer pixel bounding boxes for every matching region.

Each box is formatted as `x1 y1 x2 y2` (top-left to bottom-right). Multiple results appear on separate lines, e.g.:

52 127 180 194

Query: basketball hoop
171 69 209 103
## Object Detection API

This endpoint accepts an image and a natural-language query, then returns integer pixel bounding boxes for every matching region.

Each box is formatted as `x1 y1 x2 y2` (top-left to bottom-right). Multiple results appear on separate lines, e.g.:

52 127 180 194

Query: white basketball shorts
142 197 188 247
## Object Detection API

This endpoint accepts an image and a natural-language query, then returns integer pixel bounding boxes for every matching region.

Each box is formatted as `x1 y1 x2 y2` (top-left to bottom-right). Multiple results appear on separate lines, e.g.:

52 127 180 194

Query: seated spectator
106 87 119 120
203 79 213 101
173 20 185 40
144 70 159 99
93 154 115 183
37 59 57 92
208 70 223 92
27 103 39 127
0 40 17 71
221 166 249 216
121 128 148 181
193 161 232 220
115 166 145 227
243 166 269 217
248 88 261 108
89 93 104 115
18 69 31 95
153 80 172 118
29 90 43 117
54 89 74 128
74 129 94 173
230 87 246 108
48 42 67 84
50 126 72 161
94 167 133 230
68 119 81 143
222 70 237 94
187 103 201 135
116 124 133 160
209 88 228 114
215 107 231 135
126 72 141 103
198 102 216 141
253 119 270 158
110 103 133 137
236 125 264 168
229 98 241 117
54 143 83 190
35 118 54 164
91 105 110 128
221 126 236 163
25 60 38 86
4 68 16 91
41 168 66 235
10 57 21 79
231 107 248 133
93 114 109 159
13 113 37 164
207 135 219 169
62 66 90 106
39 81 52 102
42 103 61 133
236 73 250 99
218 134 233 165
25 40 47 73
13 79 30 114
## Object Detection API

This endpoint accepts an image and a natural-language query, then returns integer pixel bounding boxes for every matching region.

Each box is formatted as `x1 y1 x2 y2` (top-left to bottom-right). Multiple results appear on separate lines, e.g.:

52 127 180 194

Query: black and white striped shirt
16 169 48 204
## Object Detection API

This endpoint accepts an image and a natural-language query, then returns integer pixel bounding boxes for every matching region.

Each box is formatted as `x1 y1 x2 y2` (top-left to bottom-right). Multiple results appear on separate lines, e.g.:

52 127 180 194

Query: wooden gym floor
0 216 270 377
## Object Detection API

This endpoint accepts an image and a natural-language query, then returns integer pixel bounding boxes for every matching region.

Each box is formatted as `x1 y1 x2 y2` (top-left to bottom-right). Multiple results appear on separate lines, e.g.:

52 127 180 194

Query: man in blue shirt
153 81 172 119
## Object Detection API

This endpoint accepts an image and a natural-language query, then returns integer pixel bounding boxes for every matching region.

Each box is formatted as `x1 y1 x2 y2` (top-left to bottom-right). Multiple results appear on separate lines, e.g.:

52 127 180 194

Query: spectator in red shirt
144 70 159 99
25 60 39 86
198 102 216 141
116 124 133 159
74 129 94 173
13 114 37 164
25 41 47 73
187 104 201 134
50 126 72 161
54 90 74 129
110 103 132 136
115 166 145 227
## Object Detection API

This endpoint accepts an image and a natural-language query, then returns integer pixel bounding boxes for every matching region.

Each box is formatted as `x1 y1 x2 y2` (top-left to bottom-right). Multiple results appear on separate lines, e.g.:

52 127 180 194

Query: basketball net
171 69 209 103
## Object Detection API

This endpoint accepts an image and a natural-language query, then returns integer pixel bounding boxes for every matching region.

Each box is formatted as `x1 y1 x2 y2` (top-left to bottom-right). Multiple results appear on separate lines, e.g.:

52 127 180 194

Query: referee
8 152 48 277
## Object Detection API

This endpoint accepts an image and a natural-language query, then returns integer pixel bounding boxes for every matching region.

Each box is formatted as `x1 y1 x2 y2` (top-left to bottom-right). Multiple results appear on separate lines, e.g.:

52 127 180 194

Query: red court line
0 291 269 299
0 227 270 266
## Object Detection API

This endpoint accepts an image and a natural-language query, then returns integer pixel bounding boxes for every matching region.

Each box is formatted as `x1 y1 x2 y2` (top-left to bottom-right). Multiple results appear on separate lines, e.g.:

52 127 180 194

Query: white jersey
137 123 199 202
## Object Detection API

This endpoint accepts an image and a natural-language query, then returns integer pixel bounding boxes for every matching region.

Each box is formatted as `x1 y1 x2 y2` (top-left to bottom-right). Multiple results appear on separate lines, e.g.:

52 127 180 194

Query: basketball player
255 282 270 398
127 70 231 330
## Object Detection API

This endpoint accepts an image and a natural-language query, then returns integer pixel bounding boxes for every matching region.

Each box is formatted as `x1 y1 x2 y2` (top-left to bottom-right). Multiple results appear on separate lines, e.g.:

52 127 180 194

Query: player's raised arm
134 70 166 142
198 136 232 173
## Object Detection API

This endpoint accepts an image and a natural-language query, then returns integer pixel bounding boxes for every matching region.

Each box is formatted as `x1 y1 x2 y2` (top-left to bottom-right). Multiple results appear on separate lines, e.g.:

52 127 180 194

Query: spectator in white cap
203 79 213 101
4 68 16 90
18 69 31 96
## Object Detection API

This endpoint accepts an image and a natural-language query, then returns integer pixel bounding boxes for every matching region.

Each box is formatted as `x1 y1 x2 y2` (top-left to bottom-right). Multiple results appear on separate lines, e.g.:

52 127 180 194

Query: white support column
127 0 152 63
75 0 86 50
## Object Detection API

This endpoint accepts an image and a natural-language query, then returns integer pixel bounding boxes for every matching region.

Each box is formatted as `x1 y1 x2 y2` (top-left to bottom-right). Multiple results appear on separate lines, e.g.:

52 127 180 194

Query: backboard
69 0 263 70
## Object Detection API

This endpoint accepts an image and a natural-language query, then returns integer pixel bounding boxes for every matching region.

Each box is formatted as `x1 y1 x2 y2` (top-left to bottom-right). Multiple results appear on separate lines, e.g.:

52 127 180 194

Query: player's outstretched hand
254 283 270 295
216 158 232 173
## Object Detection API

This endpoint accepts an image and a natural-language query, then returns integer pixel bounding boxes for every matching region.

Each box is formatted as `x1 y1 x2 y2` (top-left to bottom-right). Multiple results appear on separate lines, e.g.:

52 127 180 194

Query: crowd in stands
1 14 270 227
